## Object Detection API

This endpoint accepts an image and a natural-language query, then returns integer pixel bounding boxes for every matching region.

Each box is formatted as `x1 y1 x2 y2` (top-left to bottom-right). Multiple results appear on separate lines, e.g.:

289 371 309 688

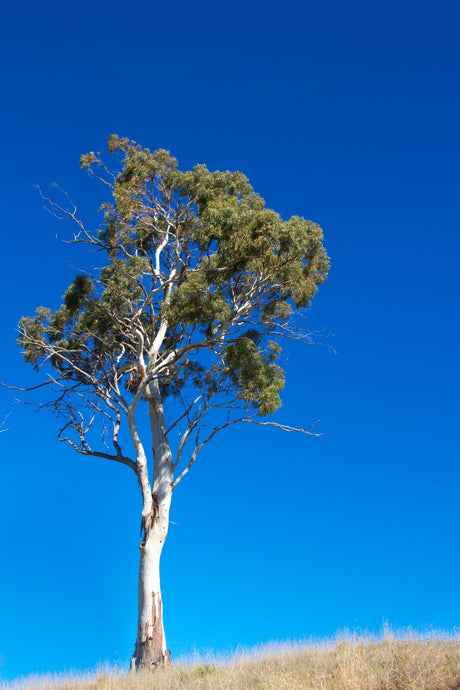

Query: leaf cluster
19 136 330 419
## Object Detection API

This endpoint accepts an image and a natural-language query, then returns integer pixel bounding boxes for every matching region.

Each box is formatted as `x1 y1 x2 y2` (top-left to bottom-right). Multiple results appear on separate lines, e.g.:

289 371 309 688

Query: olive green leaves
20 136 329 418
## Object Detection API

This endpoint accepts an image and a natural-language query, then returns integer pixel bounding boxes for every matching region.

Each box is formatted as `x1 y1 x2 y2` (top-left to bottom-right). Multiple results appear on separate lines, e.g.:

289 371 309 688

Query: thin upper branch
0 378 67 392
172 416 320 488
0 413 10 433
35 185 108 249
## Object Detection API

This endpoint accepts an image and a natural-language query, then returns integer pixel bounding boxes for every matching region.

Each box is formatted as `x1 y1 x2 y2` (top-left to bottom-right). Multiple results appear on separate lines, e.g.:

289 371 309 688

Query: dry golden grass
4 632 460 690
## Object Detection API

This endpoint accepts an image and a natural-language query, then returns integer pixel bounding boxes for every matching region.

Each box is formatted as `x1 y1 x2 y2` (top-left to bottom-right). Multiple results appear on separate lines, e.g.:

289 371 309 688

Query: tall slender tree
16 136 329 669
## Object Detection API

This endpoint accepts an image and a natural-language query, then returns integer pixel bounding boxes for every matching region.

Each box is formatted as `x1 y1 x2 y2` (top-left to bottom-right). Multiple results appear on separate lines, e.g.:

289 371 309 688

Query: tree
16 136 329 669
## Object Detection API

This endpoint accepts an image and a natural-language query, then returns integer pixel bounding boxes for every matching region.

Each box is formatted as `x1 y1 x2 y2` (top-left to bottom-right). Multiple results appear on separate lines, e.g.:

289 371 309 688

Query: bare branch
56 395 137 473
0 413 10 433
243 419 321 436
0 377 66 392
172 416 321 489
59 434 137 473
83 153 116 189
35 184 108 249
166 395 203 436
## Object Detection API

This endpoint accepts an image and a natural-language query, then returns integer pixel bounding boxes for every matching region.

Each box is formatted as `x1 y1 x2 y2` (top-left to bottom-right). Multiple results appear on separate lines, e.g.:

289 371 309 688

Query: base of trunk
131 642 171 671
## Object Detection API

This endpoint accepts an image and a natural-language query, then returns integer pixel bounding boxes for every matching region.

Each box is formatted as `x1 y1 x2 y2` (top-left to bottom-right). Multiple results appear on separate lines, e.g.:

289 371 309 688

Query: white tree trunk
131 379 174 669
133 487 172 668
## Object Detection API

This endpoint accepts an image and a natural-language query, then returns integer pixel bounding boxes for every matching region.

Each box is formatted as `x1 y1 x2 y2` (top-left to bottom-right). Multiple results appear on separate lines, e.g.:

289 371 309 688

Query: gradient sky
0 0 459 681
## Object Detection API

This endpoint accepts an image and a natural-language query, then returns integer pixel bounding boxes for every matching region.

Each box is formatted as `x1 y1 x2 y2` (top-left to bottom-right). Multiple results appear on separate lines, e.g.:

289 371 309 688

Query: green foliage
20 136 329 416
166 272 230 338
63 275 94 315
18 307 51 370
79 152 96 169
225 336 285 415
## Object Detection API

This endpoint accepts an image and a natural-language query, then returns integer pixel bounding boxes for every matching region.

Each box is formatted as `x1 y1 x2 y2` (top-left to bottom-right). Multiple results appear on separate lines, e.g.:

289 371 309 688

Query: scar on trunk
151 591 160 625
151 492 160 520
140 595 171 663
139 493 161 545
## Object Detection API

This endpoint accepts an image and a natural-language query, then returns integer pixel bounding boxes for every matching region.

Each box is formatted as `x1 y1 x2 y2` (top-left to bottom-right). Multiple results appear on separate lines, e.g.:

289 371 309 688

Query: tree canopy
18 135 329 475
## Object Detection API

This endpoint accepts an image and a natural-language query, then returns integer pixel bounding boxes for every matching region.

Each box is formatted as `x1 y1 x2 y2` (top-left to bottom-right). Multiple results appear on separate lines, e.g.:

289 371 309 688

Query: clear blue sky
0 0 459 681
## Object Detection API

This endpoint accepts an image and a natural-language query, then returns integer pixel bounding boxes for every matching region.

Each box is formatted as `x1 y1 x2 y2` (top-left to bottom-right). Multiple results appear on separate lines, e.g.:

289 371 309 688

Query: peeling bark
131 379 174 670
132 525 171 668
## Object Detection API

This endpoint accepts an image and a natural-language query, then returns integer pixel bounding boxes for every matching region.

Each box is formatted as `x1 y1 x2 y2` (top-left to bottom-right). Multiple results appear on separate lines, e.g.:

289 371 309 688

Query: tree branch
0 413 10 433
0 377 67 392
59 434 137 473
172 416 321 488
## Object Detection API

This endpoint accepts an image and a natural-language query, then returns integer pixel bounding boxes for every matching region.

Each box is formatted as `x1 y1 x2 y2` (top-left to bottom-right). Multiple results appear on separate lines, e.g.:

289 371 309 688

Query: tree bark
131 380 174 670
132 504 171 668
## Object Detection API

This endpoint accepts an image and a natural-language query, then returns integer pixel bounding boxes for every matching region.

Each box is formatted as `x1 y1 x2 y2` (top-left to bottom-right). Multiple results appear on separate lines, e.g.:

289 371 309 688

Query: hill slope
4 634 460 690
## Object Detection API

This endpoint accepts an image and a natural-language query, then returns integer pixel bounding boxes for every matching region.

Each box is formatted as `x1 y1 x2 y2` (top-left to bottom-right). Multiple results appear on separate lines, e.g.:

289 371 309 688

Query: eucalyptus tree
17 136 329 669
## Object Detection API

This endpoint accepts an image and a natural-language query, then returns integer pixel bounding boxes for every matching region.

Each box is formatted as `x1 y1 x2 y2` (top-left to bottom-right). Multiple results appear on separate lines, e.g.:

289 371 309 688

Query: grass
2 630 460 690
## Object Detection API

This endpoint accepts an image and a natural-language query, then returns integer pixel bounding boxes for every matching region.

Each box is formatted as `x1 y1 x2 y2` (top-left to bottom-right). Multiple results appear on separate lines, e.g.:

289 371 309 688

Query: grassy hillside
3 633 460 690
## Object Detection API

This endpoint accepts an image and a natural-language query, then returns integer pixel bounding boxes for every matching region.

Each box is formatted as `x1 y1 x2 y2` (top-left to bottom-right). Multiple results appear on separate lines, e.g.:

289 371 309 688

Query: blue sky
0 0 459 681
